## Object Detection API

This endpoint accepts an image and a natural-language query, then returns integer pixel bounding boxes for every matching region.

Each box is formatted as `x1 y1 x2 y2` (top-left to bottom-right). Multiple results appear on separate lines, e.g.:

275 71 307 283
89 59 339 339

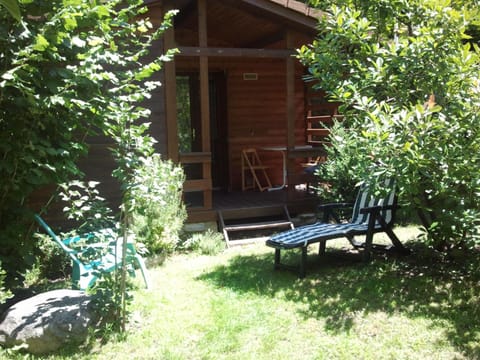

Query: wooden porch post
163 4 178 162
198 0 212 209
286 30 296 197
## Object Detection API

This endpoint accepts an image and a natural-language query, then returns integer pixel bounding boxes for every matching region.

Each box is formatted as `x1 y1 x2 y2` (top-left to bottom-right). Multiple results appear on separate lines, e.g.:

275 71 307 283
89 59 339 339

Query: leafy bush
0 0 177 280
0 214 33 283
1 0 179 336
130 154 187 255
313 123 361 204
59 181 116 232
27 180 116 287
0 261 12 305
299 1 480 252
32 233 70 281
181 230 226 256
90 271 134 334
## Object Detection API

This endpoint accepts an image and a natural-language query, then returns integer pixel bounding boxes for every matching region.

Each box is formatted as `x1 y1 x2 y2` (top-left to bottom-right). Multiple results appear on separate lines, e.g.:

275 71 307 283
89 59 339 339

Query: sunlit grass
3 226 479 359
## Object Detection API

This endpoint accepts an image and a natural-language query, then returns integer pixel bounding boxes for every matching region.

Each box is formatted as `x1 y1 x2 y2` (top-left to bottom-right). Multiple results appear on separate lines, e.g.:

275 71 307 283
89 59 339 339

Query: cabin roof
145 0 321 21
145 0 321 48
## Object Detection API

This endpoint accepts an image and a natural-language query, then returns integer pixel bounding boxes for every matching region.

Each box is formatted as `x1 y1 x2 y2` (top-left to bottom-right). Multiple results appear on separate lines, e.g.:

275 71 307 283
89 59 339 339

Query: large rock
0 289 97 354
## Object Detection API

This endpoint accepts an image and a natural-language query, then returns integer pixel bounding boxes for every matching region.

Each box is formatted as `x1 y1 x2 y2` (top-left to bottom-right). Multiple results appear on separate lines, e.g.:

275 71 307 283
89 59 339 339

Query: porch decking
214 188 317 210
186 187 320 223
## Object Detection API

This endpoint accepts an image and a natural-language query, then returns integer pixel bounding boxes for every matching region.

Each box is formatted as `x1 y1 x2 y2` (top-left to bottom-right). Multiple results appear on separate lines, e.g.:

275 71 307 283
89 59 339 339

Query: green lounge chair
34 214 149 290
266 179 409 277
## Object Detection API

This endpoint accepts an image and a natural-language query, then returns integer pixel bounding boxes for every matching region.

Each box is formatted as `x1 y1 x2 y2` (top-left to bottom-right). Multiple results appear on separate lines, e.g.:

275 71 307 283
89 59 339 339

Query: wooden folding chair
241 148 272 191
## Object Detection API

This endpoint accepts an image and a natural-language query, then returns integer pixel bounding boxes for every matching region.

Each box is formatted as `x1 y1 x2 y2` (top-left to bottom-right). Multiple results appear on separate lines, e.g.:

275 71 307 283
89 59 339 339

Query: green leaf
63 15 78 31
71 36 86 48
0 0 21 21
1 67 17 80
49 95 66 105
88 36 103 46
95 5 110 18
33 34 49 51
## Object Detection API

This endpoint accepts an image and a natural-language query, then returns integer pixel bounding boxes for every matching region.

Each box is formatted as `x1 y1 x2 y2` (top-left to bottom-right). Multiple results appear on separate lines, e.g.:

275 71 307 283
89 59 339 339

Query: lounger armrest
318 202 353 210
318 202 354 224
360 204 396 214
360 205 378 213
360 204 398 230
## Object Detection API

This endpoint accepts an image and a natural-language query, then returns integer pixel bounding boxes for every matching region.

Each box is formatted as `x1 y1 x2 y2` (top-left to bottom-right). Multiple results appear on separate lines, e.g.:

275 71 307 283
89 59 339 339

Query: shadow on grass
197 243 480 358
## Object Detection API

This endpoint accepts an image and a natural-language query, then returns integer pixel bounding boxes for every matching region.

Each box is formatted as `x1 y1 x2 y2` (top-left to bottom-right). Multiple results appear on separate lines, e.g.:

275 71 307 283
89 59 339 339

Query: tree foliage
300 0 480 251
130 154 186 255
0 0 177 277
0 0 20 21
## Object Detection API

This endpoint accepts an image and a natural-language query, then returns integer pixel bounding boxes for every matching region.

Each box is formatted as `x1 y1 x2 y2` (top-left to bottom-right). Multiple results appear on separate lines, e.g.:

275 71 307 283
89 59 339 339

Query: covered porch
147 0 336 223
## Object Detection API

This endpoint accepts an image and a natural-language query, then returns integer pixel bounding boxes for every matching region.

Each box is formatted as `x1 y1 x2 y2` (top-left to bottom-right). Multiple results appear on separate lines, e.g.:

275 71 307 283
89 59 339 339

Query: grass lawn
3 226 479 359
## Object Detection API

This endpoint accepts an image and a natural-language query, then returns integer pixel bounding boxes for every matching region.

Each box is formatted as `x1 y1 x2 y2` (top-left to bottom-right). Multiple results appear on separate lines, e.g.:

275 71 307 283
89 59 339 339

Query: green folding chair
34 214 149 290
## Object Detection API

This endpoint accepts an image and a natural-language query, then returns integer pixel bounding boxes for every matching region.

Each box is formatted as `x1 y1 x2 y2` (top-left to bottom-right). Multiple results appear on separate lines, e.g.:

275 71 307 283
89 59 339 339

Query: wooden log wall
176 56 308 191
229 59 306 190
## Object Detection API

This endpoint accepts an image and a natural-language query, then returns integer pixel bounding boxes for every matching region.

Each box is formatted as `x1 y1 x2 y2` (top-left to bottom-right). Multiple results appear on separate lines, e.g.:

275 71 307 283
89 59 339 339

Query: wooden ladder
218 205 294 247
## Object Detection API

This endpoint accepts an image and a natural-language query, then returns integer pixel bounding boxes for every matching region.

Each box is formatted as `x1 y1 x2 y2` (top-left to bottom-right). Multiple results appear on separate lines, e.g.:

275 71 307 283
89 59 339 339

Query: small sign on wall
243 73 258 80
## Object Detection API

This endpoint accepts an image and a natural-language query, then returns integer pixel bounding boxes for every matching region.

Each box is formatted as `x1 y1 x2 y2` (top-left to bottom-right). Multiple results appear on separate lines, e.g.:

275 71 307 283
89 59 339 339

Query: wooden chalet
32 0 339 232
136 0 339 227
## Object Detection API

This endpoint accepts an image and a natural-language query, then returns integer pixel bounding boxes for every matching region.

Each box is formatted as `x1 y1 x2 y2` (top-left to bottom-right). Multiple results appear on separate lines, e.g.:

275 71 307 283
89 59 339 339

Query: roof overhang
144 0 321 33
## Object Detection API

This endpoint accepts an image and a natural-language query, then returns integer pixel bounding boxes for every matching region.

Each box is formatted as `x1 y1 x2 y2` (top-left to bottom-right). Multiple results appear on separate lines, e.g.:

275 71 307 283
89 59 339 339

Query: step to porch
218 205 294 247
